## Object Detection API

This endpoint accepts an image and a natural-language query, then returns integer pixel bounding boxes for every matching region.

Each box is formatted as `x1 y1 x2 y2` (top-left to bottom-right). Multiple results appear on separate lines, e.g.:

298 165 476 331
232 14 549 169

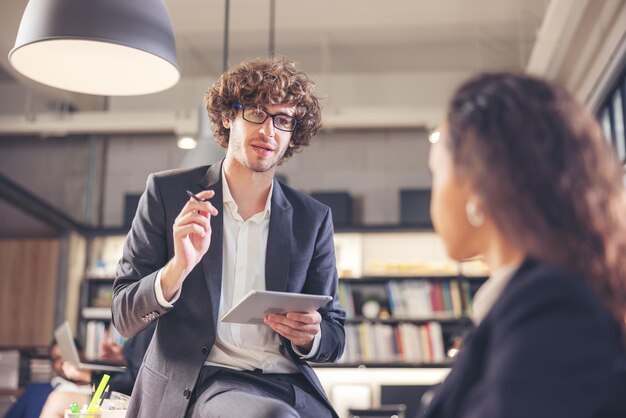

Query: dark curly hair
204 57 322 161
447 72 626 342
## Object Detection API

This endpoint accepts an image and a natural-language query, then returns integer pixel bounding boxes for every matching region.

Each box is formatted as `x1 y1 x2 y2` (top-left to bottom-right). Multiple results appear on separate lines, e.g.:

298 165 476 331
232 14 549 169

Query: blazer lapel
265 179 293 292
199 161 224 325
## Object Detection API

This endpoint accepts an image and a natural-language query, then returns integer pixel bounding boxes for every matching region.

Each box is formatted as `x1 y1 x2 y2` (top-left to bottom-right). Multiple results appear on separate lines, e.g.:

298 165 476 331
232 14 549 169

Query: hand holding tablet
220 290 333 325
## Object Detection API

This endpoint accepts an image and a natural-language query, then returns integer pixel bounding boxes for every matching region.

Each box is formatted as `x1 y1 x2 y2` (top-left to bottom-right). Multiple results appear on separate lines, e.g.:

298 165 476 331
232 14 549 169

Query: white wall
102 134 190 227
0 128 432 232
0 135 102 224
277 130 432 224
100 129 431 227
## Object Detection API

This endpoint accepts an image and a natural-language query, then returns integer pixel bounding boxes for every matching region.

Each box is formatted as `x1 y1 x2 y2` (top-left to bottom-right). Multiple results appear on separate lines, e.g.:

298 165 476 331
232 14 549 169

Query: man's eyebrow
260 105 295 117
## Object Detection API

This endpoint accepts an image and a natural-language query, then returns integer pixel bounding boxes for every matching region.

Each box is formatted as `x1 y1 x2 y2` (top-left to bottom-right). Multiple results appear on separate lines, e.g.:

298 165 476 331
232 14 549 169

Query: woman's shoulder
505 258 600 306
491 258 619 338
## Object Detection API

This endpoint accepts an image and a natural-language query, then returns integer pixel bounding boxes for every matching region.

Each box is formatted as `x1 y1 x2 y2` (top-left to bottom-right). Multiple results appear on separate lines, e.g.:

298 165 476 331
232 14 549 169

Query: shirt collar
221 166 273 222
471 260 522 325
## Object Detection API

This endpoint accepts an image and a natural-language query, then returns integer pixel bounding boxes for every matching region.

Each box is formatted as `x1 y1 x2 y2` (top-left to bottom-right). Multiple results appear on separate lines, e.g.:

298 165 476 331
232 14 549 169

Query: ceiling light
177 136 197 150
8 0 180 96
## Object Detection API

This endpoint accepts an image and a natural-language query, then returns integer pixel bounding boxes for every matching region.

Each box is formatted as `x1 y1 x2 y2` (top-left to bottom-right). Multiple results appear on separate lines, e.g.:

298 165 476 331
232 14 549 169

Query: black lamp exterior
9 0 180 95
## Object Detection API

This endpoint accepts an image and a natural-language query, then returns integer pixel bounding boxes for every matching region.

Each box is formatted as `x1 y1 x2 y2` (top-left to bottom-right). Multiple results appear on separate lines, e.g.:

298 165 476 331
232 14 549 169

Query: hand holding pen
161 190 218 301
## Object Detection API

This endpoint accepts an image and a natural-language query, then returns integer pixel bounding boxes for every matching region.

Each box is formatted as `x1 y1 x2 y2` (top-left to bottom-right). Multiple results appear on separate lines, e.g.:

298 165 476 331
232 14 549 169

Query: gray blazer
112 161 346 418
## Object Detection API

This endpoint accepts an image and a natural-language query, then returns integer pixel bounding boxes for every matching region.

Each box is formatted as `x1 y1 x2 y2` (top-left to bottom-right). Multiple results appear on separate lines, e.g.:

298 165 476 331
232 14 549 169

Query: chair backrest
349 403 407 418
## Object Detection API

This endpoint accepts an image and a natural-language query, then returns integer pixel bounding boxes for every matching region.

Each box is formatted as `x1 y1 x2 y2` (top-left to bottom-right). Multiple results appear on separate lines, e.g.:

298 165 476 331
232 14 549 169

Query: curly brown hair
447 72 626 342
204 57 322 161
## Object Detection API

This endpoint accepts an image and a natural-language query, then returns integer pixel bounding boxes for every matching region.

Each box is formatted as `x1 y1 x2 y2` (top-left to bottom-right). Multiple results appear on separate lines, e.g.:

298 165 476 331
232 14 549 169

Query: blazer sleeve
293 207 346 363
112 173 172 338
456 274 619 418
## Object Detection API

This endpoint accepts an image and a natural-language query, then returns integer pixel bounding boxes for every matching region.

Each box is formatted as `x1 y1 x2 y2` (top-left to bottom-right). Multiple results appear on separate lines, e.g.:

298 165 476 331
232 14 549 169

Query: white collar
471 260 522 325
221 166 273 221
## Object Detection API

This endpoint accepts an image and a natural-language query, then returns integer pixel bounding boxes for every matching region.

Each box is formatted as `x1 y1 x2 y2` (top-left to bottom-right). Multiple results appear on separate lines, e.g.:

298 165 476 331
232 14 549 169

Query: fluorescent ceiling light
177 136 198 150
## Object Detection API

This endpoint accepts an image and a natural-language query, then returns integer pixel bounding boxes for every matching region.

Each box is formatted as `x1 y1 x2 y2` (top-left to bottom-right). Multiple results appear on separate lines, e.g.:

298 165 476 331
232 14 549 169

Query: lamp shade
8 0 180 96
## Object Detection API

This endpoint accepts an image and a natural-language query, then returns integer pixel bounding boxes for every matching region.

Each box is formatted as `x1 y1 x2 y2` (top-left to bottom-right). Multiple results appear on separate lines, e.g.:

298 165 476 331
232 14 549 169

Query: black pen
186 190 211 202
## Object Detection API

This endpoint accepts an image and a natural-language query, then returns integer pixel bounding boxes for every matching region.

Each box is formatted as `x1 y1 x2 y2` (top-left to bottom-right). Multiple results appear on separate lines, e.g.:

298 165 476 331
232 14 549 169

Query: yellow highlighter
87 373 110 414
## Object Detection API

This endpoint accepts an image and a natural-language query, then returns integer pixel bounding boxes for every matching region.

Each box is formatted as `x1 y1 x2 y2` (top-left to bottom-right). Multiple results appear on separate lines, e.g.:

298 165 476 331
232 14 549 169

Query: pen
186 190 211 202
87 373 110 414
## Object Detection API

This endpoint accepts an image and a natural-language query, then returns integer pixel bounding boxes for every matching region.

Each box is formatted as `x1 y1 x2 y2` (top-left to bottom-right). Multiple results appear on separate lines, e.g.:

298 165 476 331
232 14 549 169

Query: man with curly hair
112 58 345 418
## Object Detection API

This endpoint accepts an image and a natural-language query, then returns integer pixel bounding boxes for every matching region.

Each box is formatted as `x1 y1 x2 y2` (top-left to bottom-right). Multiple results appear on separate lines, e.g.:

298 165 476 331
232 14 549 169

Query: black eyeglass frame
233 103 301 132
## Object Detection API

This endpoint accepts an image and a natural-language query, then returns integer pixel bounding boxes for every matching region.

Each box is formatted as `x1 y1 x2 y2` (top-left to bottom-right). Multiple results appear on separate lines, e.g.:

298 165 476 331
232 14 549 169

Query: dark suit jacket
4 383 53 418
423 258 626 418
112 162 346 418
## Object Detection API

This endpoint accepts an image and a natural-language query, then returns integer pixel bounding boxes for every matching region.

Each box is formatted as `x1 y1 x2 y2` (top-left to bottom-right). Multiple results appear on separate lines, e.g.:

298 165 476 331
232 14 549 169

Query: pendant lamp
8 0 180 96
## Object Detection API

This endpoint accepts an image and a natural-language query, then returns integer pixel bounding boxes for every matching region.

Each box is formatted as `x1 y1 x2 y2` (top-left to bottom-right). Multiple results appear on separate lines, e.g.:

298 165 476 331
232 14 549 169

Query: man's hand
162 190 218 300
264 310 321 353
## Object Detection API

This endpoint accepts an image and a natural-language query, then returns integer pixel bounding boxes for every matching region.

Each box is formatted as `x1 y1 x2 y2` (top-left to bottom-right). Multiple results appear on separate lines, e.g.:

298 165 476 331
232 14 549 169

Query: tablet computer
54 321 127 373
220 290 333 325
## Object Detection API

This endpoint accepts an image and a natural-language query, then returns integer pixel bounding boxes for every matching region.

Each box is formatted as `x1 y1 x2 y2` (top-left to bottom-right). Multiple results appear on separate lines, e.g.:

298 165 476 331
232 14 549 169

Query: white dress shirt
155 167 321 373
471 261 522 325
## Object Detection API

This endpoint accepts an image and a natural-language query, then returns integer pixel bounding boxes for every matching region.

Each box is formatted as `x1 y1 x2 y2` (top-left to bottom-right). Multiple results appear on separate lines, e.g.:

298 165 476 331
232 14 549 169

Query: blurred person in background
3 339 69 418
36 322 154 418
422 72 626 418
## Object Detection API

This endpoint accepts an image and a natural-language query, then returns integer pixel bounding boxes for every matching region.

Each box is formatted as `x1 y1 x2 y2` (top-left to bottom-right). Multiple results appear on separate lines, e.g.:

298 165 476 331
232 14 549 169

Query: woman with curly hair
112 57 345 418
423 73 626 418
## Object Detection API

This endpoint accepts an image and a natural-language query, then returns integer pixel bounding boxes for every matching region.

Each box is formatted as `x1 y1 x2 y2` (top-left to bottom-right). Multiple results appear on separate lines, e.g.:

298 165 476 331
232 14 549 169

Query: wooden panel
0 239 60 345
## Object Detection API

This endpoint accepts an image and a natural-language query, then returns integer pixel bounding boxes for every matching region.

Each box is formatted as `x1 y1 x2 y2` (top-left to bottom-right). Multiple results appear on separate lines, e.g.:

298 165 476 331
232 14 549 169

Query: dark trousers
186 366 334 418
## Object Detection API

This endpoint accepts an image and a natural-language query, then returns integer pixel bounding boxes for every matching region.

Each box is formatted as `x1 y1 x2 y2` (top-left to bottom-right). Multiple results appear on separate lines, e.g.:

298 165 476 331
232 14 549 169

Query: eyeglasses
233 103 300 132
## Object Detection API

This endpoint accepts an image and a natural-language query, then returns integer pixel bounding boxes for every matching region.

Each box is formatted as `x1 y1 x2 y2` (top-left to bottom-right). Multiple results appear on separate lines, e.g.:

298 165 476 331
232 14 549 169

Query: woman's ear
222 115 231 129
464 191 485 228
288 141 295 148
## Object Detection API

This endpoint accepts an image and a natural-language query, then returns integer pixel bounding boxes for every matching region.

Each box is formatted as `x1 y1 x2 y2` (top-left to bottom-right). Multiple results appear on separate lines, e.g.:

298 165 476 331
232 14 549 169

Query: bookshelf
78 233 127 360
311 227 487 418
75 226 487 418
330 228 487 368
78 228 488 368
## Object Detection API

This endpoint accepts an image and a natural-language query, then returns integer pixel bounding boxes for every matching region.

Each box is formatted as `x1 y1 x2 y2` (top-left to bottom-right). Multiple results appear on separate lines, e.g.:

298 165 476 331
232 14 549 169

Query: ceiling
1 1 624 132
168 0 550 76
0 0 550 97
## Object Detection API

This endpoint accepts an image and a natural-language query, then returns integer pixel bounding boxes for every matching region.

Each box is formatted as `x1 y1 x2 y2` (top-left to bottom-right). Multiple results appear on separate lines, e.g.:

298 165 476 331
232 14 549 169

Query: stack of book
85 321 126 360
386 280 466 319
29 357 53 383
339 321 446 365
339 279 475 320
0 350 20 389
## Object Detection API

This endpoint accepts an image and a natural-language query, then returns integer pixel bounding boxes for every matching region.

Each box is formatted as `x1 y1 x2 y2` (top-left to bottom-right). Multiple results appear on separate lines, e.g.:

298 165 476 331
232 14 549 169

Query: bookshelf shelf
312 361 454 369
339 275 488 283
81 307 112 320
84 275 117 281
77 234 126 359
345 317 469 325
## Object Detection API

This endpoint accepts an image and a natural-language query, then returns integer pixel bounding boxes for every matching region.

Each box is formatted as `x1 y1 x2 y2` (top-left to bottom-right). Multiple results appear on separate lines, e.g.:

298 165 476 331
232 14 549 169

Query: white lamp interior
9 39 180 96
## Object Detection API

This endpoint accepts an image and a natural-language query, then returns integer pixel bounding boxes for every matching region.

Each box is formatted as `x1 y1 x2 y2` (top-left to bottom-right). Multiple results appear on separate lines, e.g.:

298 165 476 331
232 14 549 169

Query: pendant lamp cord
269 0 276 58
223 0 230 72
